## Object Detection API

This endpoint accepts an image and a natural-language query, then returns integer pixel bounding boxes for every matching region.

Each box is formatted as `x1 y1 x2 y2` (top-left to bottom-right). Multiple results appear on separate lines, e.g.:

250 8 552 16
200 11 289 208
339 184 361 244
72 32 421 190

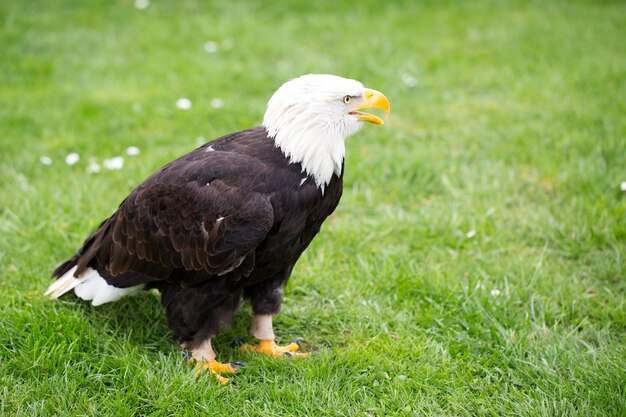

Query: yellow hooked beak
349 88 391 125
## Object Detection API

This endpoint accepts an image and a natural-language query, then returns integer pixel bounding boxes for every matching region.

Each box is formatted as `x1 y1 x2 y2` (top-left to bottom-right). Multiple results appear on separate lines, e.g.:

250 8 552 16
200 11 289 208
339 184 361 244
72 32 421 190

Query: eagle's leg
241 267 308 358
240 314 308 358
185 338 243 384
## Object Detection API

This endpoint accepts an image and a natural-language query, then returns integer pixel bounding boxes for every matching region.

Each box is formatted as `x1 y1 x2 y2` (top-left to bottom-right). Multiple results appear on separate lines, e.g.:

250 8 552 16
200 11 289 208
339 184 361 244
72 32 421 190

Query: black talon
231 361 246 368
293 337 305 346
283 352 293 358
232 336 246 346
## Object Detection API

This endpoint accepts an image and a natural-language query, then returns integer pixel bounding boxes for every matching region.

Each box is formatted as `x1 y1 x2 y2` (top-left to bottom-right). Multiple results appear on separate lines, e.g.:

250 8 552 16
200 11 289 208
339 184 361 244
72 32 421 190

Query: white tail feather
44 265 81 298
45 266 145 306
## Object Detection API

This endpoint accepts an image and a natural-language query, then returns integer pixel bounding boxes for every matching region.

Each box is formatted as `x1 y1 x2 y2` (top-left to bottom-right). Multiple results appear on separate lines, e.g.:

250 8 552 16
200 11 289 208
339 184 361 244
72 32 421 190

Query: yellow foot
190 359 244 384
240 339 309 358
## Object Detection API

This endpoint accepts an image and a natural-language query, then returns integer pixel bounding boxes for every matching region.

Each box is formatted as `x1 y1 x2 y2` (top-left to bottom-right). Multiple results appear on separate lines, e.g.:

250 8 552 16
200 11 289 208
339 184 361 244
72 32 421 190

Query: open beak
349 88 390 125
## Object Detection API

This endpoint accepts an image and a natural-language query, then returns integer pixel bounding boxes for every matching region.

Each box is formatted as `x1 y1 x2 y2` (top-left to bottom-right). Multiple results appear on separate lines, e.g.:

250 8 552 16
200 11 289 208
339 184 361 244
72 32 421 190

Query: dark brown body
53 127 343 349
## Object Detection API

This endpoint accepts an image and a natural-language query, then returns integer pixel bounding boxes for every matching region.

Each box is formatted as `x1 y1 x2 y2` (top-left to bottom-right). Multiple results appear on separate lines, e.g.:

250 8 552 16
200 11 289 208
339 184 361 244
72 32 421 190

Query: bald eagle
46 74 390 383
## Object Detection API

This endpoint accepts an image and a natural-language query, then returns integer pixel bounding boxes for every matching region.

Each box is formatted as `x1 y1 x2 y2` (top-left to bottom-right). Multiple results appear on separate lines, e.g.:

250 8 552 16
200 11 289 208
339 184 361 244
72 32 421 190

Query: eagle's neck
263 122 347 193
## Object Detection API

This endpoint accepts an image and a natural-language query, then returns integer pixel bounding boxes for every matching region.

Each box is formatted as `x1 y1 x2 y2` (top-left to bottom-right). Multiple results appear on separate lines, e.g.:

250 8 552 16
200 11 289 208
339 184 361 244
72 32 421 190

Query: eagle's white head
262 74 390 191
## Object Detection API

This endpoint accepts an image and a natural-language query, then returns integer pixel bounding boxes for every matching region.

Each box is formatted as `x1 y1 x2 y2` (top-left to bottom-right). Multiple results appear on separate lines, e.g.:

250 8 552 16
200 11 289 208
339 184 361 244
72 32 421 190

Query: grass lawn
1 0 625 415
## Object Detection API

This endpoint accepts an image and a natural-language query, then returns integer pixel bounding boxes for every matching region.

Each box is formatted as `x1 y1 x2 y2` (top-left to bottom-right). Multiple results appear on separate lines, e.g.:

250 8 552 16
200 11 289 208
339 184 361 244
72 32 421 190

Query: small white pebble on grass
401 73 417 87
104 156 124 170
203 41 218 53
65 153 80 166
491 289 501 297
134 0 149 10
210 98 224 108
466 229 476 238
176 98 192 110
126 146 140 156
621 181 626 191
87 161 101 174
40 156 52 166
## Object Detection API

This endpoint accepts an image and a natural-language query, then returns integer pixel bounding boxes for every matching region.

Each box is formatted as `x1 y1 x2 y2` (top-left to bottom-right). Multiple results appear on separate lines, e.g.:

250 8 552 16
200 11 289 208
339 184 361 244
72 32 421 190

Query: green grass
1 0 625 415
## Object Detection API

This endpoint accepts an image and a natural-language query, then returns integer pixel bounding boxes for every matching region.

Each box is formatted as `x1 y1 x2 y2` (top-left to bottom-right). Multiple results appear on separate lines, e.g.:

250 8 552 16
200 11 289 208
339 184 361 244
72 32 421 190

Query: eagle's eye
342 95 352 105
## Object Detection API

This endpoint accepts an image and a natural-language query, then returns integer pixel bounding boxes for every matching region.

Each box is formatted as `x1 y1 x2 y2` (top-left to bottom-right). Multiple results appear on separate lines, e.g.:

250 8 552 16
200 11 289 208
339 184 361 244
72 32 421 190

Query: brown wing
66 149 275 287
